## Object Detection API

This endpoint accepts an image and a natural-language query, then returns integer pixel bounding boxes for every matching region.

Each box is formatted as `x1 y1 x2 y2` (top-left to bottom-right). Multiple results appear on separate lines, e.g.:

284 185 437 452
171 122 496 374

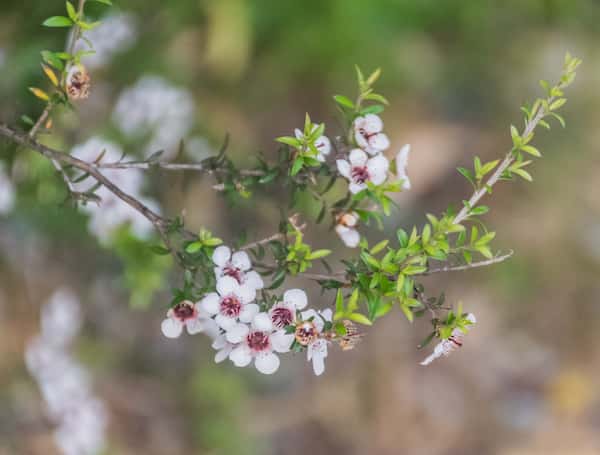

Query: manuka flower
268 288 308 329
161 300 216 339
297 308 333 376
200 276 259 343
420 313 477 366
353 113 390 155
294 126 331 162
212 245 264 293
395 144 411 190
228 313 294 375
335 211 360 248
337 148 389 194
65 64 91 100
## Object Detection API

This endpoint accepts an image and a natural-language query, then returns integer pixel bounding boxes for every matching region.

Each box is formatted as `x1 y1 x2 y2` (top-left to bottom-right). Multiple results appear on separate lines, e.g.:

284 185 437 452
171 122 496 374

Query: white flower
200 276 259 343
335 212 360 248
211 335 235 363
0 163 15 214
212 245 264 293
161 300 216 339
395 144 411 190
353 114 390 155
228 313 294 375
268 288 308 329
298 308 333 376
420 313 477 366
294 127 331 162
337 148 389 194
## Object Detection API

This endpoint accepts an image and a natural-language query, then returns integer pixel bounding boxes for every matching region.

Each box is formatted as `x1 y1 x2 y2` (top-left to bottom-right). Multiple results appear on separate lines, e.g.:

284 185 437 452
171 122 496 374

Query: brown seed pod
66 64 91 100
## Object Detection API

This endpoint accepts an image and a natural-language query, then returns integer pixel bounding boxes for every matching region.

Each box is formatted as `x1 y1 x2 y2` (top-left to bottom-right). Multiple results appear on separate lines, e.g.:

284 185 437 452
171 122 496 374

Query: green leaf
90 0 112 4
348 313 372 326
43 16 73 27
66 1 78 21
306 249 331 260
521 145 541 157
185 242 203 253
149 245 171 255
290 157 304 176
370 240 388 255
512 168 533 182
360 104 385 115
333 95 354 109
347 289 359 312
275 136 301 147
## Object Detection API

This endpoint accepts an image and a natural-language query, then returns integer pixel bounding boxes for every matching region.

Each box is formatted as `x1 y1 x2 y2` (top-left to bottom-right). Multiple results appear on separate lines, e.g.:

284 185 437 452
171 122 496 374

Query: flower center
271 307 294 328
246 331 270 352
220 295 242 317
358 128 377 141
295 321 318 346
173 302 196 321
351 166 370 184
223 264 243 284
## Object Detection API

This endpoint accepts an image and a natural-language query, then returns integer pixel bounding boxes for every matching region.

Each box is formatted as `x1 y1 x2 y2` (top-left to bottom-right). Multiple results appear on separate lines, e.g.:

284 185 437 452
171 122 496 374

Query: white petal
200 293 220 315
239 303 259 323
466 313 477 324
336 159 351 179
212 245 231 267
283 288 308 310
300 309 318 321
362 113 383 133
216 276 239 297
161 318 183 339
349 182 366 194
212 335 228 350
369 133 390 151
254 352 280 375
252 313 273 332
237 284 256 305
215 345 233 363
311 352 326 376
244 270 264 290
229 345 253 367
367 155 389 185
336 225 360 248
225 323 250 344
185 318 205 335
201 317 221 339
396 144 410 178
354 130 368 149
349 148 368 166
215 314 236 330
294 128 303 139
320 308 333 322
271 330 294 353
315 136 331 156
231 251 252 271
308 339 328 375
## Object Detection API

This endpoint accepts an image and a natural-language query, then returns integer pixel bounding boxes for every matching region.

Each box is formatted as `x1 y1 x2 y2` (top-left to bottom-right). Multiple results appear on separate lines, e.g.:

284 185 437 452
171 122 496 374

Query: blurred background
1 0 600 453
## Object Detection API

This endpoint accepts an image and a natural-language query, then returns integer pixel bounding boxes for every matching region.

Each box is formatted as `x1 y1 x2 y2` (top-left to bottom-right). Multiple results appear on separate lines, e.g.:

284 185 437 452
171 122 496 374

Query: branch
419 251 514 276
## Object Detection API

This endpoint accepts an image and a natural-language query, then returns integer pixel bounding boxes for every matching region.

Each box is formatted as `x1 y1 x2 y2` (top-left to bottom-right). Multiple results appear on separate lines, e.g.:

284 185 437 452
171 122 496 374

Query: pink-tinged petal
161 318 183 339
216 276 239 297
349 182 366 194
315 136 331 156
271 330 294 353
254 352 280 375
229 345 253 367
336 159 351 179
231 251 251 271
225 323 250 344
283 288 308 310
362 114 383 133
185 318 205 335
239 303 259 323
212 245 231 267
349 148 368 167
369 133 390 151
244 271 264 290
336 225 360 248
200 292 220 315
215 314 236 330
252 313 273 332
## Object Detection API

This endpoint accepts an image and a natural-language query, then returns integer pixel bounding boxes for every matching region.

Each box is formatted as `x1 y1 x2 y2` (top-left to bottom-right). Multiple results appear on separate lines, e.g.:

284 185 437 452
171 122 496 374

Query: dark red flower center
246 331 270 352
351 166 370 184
173 302 195 321
220 295 242 317
223 264 243 284
271 307 294 328
358 128 377 141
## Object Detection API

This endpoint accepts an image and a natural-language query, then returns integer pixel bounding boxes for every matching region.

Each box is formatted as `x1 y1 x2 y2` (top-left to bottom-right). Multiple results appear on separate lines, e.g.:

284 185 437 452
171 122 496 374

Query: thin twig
419 251 514 276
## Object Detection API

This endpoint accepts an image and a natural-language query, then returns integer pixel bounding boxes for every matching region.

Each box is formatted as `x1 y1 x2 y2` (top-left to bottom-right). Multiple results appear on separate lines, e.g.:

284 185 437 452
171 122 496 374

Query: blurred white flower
353 114 390 155
73 13 137 69
70 137 160 243
0 162 15 214
228 312 294 374
160 300 217 339
335 211 360 248
298 308 333 376
112 76 195 158
294 126 331 162
337 148 389 194
26 288 108 455
212 245 264 293
395 144 411 190
200 276 259 343
420 313 477 366
268 288 308 329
